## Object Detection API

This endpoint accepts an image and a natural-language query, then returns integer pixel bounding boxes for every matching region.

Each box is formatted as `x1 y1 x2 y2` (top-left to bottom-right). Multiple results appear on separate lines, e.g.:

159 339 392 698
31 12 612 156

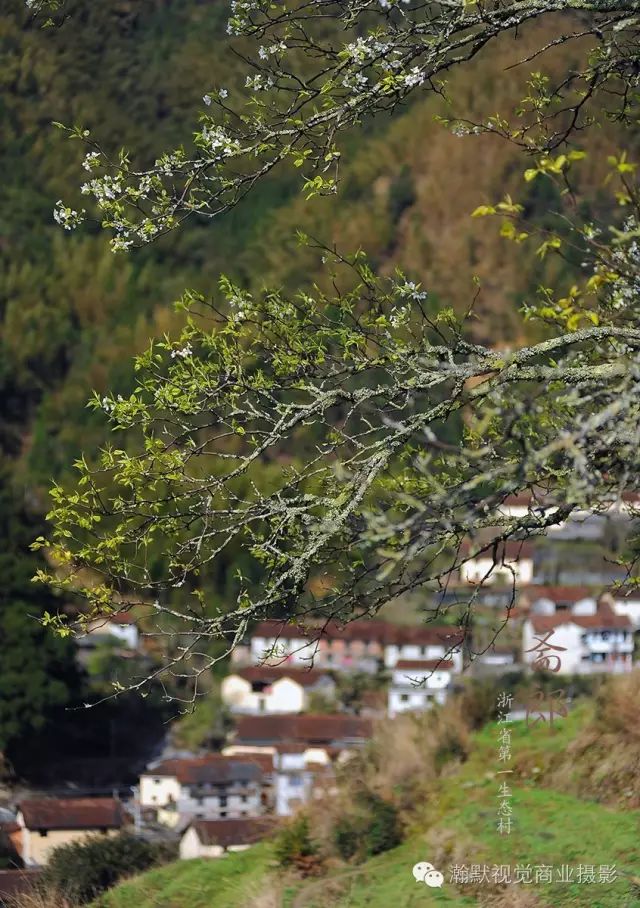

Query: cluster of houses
1 493 638 887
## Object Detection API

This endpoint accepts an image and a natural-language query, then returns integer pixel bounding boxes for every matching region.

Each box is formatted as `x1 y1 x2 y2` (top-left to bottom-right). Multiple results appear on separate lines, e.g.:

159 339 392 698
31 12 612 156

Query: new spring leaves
412 862 444 888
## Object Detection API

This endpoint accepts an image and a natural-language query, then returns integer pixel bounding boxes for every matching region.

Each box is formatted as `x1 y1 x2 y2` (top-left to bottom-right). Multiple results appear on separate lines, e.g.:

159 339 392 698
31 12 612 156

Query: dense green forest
0 0 630 758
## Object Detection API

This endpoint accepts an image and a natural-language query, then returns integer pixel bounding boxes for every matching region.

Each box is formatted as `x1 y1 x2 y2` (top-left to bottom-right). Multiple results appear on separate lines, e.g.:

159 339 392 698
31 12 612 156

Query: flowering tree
36 0 638 249
27 0 640 696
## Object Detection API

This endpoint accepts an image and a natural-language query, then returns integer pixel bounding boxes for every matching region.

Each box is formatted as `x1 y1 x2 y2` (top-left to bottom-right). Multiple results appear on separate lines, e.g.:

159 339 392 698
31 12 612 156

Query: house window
400 693 409 703
241 795 247 802
39 831 48 838
601 631 610 641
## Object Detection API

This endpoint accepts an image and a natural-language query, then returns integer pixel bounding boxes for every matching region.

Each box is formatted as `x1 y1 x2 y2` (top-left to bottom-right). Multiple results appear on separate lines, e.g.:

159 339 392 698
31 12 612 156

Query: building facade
15 799 124 867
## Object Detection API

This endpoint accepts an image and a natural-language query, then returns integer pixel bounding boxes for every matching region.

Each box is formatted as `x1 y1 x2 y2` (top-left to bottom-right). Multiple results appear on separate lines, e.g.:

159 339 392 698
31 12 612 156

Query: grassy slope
99 706 640 908
95 844 276 908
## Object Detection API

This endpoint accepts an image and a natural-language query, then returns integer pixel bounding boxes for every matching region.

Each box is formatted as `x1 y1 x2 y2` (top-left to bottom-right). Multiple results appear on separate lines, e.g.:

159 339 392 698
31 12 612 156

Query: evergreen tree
0 463 80 753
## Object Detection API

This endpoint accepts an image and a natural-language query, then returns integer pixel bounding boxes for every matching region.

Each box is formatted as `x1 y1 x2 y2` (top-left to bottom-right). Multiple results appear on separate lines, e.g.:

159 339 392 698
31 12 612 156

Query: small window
400 693 409 703
39 831 48 838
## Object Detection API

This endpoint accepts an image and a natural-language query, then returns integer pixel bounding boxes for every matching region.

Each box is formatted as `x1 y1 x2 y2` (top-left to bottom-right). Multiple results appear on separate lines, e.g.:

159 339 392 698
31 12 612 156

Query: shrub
360 794 401 857
41 832 174 904
330 793 400 862
274 815 318 872
332 816 359 861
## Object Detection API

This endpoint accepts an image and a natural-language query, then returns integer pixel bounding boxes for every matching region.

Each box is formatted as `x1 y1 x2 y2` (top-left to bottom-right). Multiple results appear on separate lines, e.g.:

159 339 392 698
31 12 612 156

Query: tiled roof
147 755 262 785
251 619 464 648
395 659 454 671
106 612 136 625
603 586 640 602
226 752 275 773
232 665 329 687
528 605 632 634
235 713 372 745
391 625 465 647
523 586 595 604
190 817 274 847
18 798 124 831
0 870 42 900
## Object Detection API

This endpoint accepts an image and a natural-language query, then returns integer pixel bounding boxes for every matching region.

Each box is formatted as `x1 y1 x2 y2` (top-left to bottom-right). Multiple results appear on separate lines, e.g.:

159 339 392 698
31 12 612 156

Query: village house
228 713 372 752
139 755 264 827
179 817 274 860
519 586 597 614
0 870 42 906
232 618 465 675
522 602 634 675
382 625 465 672
221 665 335 715
474 645 517 673
602 588 640 628
387 659 454 718
14 798 125 867
224 713 371 815
498 491 640 539
80 612 140 651
459 539 535 587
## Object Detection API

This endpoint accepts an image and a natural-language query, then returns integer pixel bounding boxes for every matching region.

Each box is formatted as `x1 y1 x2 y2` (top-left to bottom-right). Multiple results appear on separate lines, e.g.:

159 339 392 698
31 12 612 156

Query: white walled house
139 756 263 827
248 622 316 667
234 619 465 675
382 627 464 672
221 666 335 715
603 590 640 628
474 646 517 672
274 750 314 816
459 540 534 587
226 714 369 815
179 817 273 860
387 660 453 718
522 605 633 675
82 613 139 651
521 586 596 615
15 799 124 867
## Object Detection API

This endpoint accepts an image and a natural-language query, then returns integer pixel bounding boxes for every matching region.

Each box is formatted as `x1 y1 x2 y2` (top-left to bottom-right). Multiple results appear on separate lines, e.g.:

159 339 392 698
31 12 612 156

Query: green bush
332 793 401 862
360 794 401 857
41 832 174 904
274 815 317 869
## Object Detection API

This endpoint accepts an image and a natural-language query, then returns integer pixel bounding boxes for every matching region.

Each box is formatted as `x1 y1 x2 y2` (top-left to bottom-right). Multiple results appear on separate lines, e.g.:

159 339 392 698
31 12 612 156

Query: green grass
95 843 275 908
99 706 640 908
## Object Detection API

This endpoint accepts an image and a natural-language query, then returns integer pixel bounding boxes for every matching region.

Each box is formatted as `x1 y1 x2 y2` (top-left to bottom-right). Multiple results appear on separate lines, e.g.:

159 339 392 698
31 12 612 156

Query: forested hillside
0 0 633 755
